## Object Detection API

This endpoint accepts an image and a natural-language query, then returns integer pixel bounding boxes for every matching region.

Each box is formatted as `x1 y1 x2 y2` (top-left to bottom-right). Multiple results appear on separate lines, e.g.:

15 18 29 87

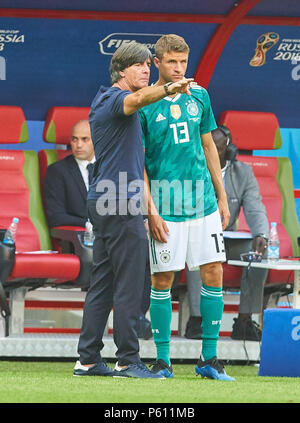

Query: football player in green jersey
140 34 235 381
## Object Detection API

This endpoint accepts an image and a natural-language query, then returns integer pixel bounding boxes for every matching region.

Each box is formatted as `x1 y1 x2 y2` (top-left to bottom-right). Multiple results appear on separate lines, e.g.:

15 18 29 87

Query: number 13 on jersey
170 122 190 144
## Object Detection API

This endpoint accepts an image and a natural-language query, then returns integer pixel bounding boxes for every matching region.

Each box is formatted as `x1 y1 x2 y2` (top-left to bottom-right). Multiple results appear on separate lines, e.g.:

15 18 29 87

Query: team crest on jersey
186 100 199 116
159 249 171 263
170 104 181 120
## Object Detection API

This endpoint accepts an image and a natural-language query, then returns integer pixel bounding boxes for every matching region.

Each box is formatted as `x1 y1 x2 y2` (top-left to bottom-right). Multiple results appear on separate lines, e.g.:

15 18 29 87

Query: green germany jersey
139 85 218 222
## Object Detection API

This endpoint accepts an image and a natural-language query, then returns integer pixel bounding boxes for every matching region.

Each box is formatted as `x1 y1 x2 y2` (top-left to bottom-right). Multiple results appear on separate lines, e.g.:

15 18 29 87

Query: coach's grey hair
110 42 153 84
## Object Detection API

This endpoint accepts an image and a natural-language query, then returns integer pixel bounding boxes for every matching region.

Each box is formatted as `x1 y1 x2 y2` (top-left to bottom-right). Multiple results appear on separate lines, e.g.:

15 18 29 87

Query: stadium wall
0 2 299 219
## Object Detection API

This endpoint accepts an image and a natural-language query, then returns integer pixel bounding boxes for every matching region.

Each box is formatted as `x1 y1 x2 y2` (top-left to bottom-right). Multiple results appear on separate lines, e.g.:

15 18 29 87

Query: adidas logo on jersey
155 113 166 122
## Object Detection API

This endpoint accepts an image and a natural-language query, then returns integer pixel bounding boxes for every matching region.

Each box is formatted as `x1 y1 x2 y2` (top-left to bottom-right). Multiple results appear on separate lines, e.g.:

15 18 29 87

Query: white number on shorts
211 233 225 253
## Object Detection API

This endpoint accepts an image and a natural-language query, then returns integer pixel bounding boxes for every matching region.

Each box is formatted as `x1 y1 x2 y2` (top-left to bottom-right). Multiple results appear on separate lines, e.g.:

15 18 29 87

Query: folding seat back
0 106 82 334
219 111 300 286
0 106 51 252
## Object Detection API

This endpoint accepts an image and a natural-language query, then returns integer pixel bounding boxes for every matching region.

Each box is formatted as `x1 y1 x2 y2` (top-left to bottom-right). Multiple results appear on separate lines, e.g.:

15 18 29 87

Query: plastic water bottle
83 219 95 247
3 217 19 246
268 222 279 261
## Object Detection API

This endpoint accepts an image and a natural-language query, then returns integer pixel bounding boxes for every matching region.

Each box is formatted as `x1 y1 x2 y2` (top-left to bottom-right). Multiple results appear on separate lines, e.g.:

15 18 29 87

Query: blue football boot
151 359 174 378
195 356 235 381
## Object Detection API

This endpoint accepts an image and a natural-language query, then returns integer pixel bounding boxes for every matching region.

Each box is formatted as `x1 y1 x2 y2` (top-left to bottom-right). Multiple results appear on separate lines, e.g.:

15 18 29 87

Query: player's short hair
155 34 190 60
110 42 153 83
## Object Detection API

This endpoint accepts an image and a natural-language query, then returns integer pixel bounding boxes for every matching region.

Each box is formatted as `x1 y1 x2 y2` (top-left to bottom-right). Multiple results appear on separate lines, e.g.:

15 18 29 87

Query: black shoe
185 316 202 339
136 315 153 340
231 317 262 341
114 361 165 379
73 360 115 376
150 359 174 378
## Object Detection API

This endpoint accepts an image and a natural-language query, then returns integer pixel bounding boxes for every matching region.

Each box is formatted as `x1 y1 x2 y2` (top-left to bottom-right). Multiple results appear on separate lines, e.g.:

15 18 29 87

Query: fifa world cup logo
249 32 279 67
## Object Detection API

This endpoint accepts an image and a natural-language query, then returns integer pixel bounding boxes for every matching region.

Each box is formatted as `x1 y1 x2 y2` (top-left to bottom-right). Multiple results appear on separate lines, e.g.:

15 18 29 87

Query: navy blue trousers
77 200 149 366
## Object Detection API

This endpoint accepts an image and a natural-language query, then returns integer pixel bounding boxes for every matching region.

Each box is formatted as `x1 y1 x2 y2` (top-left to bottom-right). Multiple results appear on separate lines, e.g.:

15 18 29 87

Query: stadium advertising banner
0 18 215 121
209 25 300 128
0 18 299 128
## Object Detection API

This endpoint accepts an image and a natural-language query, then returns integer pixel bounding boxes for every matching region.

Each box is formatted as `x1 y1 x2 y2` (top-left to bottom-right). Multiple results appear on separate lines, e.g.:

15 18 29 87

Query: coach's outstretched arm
122 77 193 115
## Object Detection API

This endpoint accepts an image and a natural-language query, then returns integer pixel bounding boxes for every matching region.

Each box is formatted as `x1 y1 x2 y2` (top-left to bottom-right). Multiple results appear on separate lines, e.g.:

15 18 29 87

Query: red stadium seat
0 106 90 335
0 105 29 144
42 106 90 145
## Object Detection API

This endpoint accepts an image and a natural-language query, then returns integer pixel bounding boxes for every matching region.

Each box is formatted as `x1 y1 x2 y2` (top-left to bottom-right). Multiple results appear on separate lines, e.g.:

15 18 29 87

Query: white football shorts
148 209 226 274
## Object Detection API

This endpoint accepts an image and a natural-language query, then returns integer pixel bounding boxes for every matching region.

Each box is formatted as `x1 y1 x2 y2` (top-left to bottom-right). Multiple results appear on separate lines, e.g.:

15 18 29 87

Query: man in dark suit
44 120 95 228
184 125 269 341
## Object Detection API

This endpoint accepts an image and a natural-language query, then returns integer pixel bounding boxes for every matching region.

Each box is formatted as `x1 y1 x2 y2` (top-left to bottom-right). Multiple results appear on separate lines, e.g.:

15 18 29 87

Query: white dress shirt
75 156 96 191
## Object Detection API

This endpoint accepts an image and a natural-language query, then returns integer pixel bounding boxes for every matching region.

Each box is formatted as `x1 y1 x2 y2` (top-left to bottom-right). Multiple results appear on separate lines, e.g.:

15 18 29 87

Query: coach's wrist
164 82 173 96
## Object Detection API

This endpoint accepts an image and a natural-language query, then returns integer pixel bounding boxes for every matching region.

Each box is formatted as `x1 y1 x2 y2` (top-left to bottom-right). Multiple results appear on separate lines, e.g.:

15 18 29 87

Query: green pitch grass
0 361 300 403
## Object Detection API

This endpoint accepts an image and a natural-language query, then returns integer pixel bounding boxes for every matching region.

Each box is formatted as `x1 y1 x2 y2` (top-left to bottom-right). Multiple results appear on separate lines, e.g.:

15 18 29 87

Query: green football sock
200 283 224 361
149 287 172 366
